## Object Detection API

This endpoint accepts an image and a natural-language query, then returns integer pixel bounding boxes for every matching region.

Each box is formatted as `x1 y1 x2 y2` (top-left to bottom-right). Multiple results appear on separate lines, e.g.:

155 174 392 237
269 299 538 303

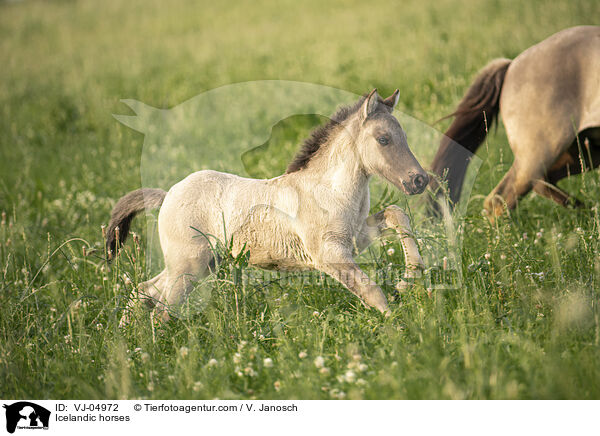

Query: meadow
1 0 599 399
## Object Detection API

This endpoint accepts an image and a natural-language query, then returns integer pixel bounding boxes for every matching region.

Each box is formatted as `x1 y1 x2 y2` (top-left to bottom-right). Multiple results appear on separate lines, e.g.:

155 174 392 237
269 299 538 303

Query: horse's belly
248 245 312 271
231 219 312 271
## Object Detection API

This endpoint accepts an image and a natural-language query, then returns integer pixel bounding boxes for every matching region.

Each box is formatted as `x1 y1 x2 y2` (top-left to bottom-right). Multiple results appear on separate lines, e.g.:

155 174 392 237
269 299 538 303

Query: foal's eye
377 136 390 146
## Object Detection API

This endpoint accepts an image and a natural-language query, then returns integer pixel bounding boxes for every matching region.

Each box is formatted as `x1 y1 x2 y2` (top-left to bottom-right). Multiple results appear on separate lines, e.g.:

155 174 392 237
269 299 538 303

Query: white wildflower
314 356 325 368
343 370 356 383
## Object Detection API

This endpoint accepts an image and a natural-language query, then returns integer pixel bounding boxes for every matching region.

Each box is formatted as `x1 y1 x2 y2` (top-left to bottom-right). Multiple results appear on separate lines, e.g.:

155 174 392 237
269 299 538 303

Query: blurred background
1 0 596 233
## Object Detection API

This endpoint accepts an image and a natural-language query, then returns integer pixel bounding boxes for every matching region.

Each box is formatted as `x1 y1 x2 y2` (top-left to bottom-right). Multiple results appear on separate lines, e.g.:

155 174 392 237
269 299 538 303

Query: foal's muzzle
403 172 429 195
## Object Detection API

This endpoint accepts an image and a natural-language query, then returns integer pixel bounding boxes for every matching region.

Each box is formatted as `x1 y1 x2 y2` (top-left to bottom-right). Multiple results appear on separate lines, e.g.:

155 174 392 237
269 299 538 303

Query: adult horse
106 89 429 323
429 26 600 219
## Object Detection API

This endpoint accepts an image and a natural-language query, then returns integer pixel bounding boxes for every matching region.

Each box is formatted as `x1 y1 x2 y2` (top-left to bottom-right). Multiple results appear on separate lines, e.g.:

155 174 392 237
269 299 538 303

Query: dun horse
429 26 600 219
107 89 429 323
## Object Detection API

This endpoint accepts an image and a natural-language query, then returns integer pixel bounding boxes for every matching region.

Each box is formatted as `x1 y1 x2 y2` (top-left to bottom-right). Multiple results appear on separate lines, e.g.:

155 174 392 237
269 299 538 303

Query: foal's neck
289 127 369 201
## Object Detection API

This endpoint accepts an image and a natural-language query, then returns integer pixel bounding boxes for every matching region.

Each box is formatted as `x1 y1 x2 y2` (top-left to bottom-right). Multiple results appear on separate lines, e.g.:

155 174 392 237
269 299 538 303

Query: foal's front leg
355 205 424 289
316 243 391 316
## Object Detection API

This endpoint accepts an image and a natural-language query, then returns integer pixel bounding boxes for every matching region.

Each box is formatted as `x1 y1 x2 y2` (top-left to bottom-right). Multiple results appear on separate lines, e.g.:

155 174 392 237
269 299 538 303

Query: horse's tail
106 188 166 259
429 58 512 208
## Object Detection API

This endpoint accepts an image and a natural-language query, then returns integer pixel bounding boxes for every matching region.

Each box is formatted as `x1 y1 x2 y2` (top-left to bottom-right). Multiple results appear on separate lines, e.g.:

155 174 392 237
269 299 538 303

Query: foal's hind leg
120 242 213 325
119 270 167 327
152 241 214 322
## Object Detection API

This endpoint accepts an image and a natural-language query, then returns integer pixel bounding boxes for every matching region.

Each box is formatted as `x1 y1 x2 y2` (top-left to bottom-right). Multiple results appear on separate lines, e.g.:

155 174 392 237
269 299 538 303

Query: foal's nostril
412 174 428 193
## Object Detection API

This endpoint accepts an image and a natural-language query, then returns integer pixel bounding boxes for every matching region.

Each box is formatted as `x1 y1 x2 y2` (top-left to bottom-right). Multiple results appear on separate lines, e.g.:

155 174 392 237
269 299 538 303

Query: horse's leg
315 244 390 315
484 124 600 219
153 241 213 322
484 162 526 219
483 140 568 220
529 146 581 207
138 270 166 307
119 244 212 325
532 178 583 208
119 270 166 327
355 205 424 287
533 130 600 207
152 272 198 322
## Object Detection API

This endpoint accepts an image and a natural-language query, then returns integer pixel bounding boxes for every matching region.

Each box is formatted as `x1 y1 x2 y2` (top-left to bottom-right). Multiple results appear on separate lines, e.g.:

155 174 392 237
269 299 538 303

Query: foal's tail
429 58 512 209
106 188 167 258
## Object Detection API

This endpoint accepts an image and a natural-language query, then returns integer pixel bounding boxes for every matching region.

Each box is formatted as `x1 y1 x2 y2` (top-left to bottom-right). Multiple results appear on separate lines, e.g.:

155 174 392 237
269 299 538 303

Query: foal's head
353 89 428 195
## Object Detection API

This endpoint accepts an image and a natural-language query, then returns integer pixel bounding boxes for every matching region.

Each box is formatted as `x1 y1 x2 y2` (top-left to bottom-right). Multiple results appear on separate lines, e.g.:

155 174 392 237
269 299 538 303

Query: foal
107 89 429 322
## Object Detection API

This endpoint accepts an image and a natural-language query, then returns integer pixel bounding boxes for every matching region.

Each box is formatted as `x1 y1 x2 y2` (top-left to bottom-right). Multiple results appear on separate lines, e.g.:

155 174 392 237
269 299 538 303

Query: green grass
1 0 599 399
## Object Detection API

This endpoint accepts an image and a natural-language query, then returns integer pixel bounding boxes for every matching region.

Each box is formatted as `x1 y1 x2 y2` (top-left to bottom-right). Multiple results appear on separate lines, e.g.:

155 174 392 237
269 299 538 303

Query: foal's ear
361 88 379 121
382 89 400 111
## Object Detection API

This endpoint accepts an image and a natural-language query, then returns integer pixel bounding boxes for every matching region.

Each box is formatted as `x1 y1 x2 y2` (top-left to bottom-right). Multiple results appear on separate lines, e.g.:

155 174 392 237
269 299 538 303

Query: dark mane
286 97 366 174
